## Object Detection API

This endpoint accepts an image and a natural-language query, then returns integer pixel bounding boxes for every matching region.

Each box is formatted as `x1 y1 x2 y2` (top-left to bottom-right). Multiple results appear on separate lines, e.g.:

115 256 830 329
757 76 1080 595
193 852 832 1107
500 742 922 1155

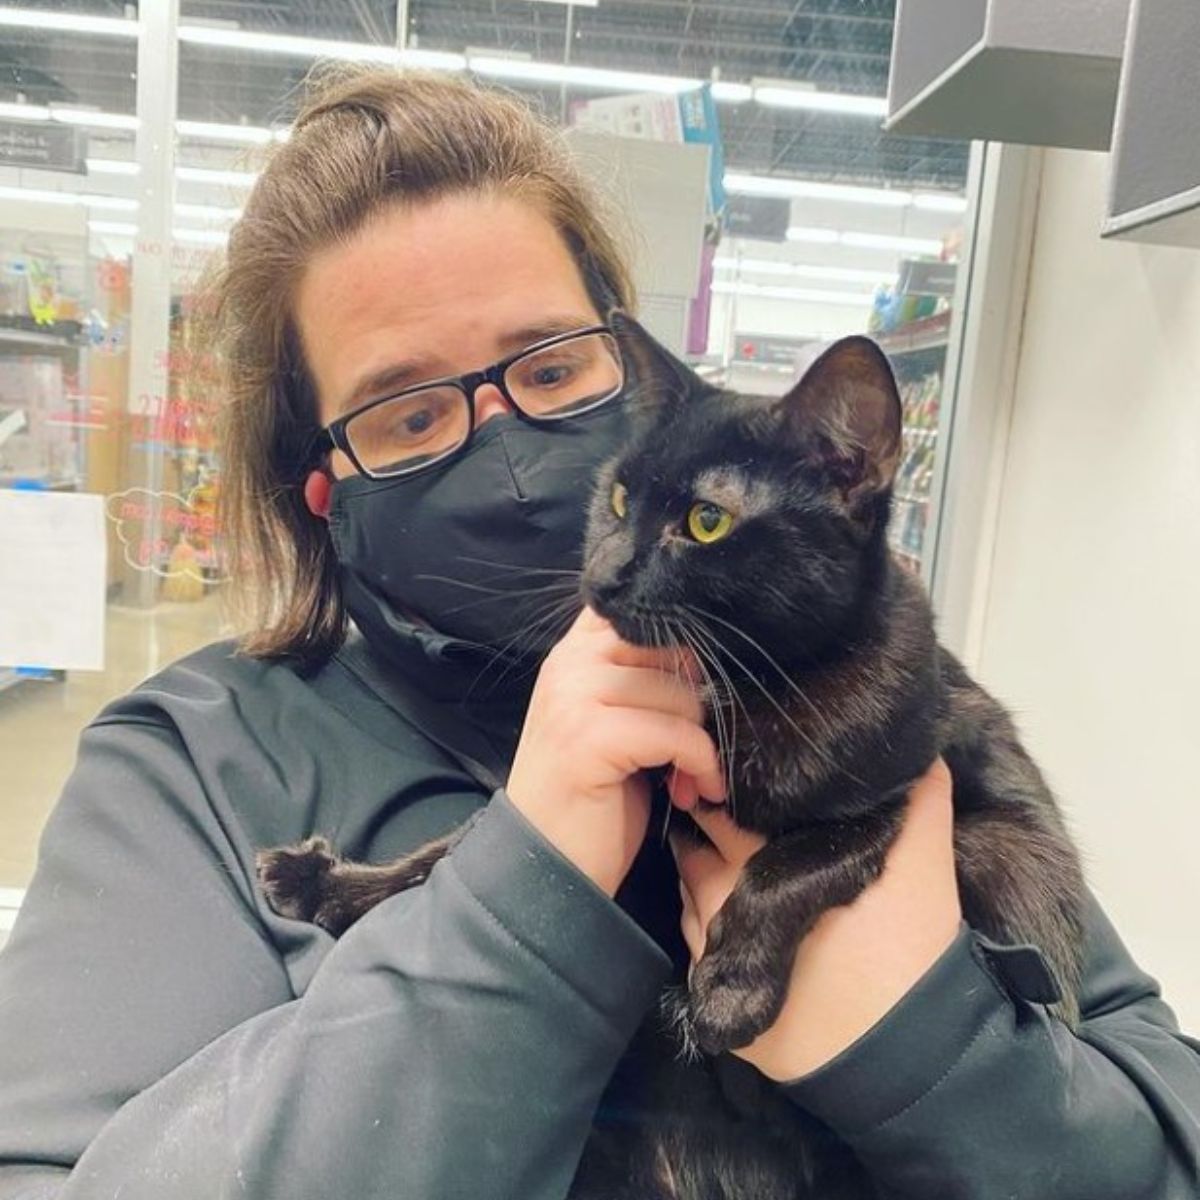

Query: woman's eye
387 395 453 442
530 362 573 389
611 480 628 519
402 409 436 436
686 501 734 544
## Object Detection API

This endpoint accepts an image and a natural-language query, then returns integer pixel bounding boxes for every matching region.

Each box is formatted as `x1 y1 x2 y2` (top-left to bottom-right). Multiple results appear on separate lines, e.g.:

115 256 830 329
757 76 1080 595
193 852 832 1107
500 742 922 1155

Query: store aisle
0 593 230 890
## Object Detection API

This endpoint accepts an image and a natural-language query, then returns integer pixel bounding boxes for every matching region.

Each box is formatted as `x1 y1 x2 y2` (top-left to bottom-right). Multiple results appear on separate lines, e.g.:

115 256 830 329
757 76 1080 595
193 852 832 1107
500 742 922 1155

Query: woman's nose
473 382 516 427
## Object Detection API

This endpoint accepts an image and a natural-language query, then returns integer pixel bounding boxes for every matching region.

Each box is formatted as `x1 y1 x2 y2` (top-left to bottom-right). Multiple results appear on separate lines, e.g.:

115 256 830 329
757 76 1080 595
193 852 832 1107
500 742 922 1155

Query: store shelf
0 475 80 491
876 311 952 357
0 317 83 350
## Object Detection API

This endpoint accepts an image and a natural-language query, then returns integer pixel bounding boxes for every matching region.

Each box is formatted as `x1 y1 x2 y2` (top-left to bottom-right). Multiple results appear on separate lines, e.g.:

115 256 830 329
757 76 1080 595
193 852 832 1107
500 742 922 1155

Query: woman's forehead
294 192 599 422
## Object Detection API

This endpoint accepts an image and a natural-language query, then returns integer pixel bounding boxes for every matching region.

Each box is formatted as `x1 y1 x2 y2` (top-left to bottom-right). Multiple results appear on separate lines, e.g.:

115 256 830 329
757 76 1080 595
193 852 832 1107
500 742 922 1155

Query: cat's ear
608 309 711 410
780 335 903 507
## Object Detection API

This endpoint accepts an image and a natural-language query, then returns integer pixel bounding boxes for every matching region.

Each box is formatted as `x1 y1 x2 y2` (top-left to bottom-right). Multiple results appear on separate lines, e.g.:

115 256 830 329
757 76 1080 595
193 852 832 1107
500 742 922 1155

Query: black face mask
329 400 631 657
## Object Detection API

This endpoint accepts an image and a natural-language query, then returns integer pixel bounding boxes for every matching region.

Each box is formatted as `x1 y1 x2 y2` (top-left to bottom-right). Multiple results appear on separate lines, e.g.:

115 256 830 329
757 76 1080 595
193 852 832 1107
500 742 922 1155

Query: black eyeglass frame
310 323 623 480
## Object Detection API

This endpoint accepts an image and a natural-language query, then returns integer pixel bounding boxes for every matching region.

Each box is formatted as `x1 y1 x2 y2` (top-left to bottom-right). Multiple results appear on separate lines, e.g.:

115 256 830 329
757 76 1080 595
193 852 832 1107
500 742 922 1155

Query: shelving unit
0 232 89 689
1102 0 1200 248
876 310 952 356
880 313 950 574
885 0 1129 150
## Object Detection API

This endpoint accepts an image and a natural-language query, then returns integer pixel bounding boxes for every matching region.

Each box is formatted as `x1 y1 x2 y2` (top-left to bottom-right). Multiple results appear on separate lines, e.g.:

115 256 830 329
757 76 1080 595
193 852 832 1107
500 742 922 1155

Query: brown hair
208 66 636 667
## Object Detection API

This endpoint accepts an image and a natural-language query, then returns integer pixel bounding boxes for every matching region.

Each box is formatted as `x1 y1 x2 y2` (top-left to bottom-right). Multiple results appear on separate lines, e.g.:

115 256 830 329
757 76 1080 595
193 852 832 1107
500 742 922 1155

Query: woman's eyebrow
339 360 433 414
497 316 599 353
338 316 599 413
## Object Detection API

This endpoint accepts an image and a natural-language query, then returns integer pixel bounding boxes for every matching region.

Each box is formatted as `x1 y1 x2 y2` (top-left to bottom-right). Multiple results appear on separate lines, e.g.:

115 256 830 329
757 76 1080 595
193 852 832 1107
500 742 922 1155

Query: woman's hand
670 759 961 1081
507 606 725 898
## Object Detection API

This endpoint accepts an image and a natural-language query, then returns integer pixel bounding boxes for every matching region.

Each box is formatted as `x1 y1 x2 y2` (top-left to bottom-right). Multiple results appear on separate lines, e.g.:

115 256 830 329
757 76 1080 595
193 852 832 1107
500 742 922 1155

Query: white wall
976 149 1200 1029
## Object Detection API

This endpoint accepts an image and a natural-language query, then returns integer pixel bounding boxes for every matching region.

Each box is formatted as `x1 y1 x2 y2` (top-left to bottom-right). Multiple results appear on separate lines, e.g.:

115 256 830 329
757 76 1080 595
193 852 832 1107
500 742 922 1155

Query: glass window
0 0 973 923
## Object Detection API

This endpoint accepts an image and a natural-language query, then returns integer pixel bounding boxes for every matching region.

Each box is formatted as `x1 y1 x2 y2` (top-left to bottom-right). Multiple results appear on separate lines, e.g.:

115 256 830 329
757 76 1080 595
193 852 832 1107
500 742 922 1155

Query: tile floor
0 593 229 893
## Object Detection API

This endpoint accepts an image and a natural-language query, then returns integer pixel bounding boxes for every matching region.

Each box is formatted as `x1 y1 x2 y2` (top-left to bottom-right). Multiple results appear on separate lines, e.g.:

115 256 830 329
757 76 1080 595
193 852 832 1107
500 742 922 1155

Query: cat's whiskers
452 556 583 580
673 616 740 824
466 586 582 698
687 603 841 744
682 605 859 783
411 575 579 612
675 614 748 816
654 614 685 844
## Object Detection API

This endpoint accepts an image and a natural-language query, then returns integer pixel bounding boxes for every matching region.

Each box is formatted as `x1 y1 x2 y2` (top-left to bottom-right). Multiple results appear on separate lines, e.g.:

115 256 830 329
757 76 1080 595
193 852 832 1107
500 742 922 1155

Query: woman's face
295 191 604 485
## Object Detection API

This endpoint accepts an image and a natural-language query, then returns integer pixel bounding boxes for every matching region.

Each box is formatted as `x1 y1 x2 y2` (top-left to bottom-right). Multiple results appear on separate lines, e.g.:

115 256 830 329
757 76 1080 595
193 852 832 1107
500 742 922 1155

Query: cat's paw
256 837 338 924
686 955 784 1057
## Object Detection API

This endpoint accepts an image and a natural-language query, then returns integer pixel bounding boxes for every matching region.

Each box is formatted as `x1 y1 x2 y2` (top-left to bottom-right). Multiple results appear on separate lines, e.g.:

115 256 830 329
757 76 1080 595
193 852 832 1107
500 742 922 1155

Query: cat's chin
589 602 672 649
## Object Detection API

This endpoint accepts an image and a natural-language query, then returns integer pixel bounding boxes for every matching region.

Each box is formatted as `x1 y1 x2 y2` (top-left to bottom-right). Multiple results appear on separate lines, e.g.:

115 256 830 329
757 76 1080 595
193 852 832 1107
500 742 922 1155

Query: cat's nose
580 570 629 618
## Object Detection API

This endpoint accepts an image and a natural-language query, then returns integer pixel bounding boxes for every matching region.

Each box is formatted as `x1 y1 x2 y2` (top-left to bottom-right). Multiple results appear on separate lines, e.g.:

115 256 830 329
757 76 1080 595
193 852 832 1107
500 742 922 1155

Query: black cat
258 316 1085 1199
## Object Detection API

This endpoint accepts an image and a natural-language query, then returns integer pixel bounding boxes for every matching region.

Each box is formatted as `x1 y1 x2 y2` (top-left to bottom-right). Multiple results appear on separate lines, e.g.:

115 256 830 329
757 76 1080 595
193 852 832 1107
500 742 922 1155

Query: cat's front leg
257 829 464 937
682 802 905 1057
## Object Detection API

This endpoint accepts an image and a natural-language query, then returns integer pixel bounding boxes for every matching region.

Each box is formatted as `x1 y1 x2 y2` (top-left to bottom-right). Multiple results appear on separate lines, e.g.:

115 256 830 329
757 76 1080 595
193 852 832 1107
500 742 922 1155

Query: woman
0 68 1196 1199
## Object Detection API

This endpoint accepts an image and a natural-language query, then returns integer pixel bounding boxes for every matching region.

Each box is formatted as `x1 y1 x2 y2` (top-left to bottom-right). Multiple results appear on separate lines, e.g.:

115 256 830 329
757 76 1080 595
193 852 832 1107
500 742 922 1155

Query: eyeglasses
312 324 625 480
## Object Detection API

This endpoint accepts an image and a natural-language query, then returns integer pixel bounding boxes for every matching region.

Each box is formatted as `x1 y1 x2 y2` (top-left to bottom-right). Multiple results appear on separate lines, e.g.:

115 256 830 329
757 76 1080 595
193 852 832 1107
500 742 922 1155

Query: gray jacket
0 626 1197 1199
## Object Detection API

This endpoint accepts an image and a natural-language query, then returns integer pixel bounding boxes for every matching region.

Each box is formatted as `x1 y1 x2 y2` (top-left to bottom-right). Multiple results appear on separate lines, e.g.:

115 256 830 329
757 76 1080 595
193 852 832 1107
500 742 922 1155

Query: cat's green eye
611 480 628 519
687 501 734 544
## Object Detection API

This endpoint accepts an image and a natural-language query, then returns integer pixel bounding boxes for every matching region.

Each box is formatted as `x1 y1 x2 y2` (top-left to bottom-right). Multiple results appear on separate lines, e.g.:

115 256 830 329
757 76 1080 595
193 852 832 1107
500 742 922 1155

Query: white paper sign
0 490 106 670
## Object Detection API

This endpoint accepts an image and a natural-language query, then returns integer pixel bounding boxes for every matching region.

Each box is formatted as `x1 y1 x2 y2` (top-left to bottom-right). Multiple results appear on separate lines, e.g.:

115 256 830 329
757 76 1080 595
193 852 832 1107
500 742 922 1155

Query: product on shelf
886 369 943 570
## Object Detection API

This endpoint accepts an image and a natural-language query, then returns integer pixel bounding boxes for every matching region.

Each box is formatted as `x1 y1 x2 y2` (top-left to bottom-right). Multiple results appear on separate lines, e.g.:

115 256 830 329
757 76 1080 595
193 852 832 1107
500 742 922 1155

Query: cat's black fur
258 314 1085 1199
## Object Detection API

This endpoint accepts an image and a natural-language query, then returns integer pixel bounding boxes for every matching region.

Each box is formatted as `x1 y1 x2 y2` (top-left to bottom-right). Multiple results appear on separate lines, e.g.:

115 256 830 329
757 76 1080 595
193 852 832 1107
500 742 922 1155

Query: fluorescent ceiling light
174 227 229 245
841 231 944 256
713 257 894 286
0 101 51 121
176 165 259 187
177 24 465 71
785 226 841 245
470 56 699 94
51 107 140 131
176 119 276 145
784 227 946 257
710 82 754 104
0 7 138 37
913 192 968 214
87 158 140 176
87 220 229 244
88 220 138 237
712 281 875 307
725 172 913 207
753 87 887 118
78 194 138 212
178 25 395 63
0 184 137 212
0 104 286 147
175 202 242 221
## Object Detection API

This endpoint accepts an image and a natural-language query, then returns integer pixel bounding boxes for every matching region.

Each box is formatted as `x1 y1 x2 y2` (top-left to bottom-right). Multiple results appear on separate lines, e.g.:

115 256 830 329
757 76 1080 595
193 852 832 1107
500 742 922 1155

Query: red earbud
303 470 332 520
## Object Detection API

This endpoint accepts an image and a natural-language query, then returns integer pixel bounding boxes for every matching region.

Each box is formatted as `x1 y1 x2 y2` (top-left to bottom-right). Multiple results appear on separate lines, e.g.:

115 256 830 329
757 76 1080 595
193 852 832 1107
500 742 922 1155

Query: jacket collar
340 566 541 711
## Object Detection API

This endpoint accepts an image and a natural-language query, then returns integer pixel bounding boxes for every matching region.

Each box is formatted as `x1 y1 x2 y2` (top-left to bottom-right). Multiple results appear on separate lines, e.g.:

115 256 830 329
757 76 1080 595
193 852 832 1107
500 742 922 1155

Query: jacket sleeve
0 718 671 1200
783 892 1200 1198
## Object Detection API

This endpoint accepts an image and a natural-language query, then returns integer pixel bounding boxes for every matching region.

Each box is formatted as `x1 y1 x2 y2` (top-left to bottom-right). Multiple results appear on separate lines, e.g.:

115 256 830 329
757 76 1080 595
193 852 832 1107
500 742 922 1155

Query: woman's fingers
670 808 767 963
578 606 703 681
593 664 704 725
617 711 726 802
687 802 766 866
670 831 728 902
668 768 699 811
